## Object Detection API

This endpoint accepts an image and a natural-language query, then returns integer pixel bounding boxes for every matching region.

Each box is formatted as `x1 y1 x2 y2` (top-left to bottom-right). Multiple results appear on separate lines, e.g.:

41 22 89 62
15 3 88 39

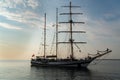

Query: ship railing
87 48 112 59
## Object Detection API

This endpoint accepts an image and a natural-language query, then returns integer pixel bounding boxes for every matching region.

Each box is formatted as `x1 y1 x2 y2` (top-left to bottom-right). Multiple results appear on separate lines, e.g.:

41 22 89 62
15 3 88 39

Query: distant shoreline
97 59 120 60
0 59 120 61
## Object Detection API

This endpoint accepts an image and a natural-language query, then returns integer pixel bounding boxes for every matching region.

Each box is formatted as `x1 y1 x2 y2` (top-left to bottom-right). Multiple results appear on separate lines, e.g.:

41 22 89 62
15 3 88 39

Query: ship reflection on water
30 66 91 80
30 66 111 80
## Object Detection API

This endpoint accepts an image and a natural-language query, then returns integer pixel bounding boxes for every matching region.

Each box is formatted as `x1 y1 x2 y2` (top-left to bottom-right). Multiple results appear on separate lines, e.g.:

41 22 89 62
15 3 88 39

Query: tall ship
31 2 112 68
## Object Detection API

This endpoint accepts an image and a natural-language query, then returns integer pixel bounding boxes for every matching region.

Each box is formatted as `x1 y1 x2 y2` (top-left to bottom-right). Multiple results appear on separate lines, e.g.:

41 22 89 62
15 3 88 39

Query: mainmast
59 2 86 59
44 13 46 58
69 2 74 59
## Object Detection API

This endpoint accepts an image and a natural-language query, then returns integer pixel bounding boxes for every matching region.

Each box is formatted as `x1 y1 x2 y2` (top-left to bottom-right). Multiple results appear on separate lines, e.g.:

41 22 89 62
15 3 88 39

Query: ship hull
31 59 92 68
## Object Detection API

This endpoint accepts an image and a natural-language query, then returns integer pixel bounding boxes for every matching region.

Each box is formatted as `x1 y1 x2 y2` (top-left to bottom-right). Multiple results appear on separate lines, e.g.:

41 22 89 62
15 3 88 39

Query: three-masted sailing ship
31 2 112 68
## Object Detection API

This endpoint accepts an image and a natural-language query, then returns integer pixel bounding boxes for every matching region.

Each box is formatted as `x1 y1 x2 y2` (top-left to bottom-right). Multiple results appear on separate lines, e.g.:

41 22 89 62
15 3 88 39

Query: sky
0 0 120 60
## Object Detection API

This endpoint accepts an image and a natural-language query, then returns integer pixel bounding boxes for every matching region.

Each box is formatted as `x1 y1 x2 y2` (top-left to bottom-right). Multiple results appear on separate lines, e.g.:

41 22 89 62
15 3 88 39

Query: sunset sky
0 0 120 60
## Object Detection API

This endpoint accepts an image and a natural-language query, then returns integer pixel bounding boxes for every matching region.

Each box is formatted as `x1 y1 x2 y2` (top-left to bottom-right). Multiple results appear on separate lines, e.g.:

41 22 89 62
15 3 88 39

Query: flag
32 54 35 57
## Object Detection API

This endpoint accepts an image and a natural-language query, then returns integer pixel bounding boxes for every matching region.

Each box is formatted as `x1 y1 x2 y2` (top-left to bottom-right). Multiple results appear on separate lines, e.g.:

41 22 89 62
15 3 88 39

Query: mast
56 8 58 59
59 2 86 59
44 13 46 58
69 2 74 59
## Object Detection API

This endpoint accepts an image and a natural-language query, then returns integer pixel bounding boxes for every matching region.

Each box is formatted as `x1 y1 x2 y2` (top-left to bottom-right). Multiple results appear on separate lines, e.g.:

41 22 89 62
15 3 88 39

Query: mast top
62 2 80 8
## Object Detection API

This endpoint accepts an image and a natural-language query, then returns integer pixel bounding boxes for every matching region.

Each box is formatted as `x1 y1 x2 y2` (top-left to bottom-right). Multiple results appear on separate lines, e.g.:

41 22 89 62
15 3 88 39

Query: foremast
59 2 86 59
44 13 46 59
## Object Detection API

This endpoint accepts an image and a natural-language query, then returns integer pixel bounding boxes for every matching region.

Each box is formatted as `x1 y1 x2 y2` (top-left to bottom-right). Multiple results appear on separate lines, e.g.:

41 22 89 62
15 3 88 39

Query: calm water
0 60 120 80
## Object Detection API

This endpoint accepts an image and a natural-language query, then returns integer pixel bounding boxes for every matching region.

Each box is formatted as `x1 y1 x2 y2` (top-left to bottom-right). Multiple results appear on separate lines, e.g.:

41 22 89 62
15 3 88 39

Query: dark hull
31 59 92 68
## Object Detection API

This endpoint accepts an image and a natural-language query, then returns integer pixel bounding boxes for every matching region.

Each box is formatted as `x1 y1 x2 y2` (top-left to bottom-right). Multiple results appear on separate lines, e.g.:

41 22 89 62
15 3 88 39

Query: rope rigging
38 29 44 55
49 30 56 54
74 43 81 53
90 51 110 65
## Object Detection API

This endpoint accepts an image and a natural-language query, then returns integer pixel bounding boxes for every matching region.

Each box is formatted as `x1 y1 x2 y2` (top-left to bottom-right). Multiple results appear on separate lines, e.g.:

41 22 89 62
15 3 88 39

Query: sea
0 60 120 80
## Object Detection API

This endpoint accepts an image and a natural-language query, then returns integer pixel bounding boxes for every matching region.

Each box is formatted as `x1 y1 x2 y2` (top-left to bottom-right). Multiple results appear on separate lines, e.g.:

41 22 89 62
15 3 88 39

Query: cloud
103 12 120 21
0 9 42 28
0 0 39 9
0 0 43 29
0 22 22 30
0 0 25 9
27 0 39 9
